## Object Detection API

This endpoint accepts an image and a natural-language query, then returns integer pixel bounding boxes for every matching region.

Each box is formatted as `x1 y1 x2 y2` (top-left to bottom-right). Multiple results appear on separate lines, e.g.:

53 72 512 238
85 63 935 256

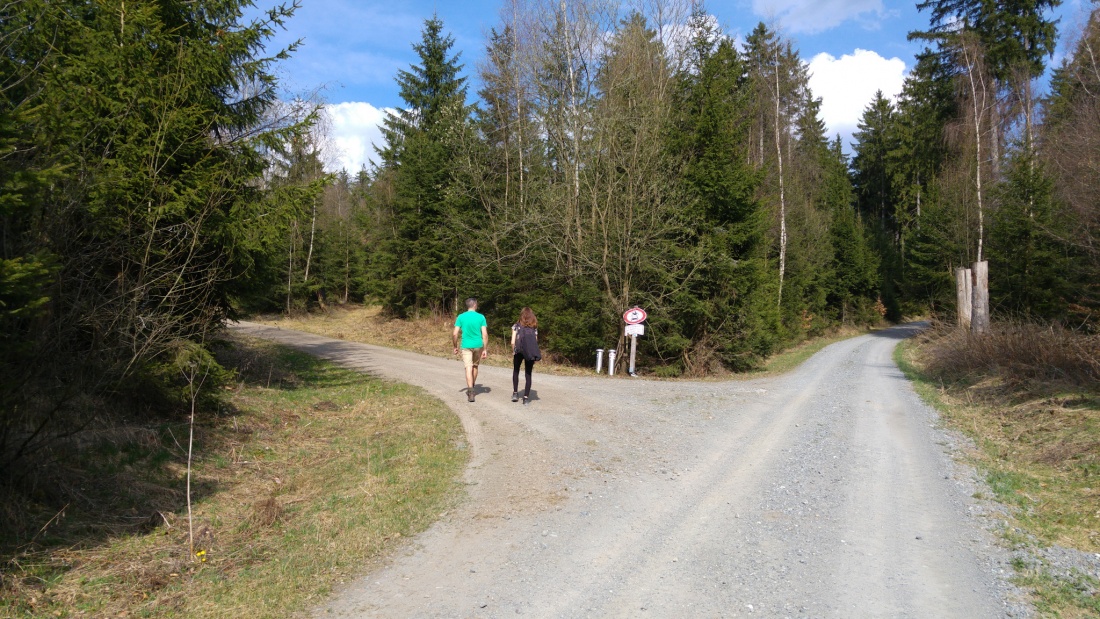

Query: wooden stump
955 267 972 329
970 261 989 335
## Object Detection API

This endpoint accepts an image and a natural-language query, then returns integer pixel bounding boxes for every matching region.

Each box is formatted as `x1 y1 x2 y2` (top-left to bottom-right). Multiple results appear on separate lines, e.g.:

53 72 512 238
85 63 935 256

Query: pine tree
2 0 302 464
375 16 473 315
852 91 898 228
670 33 776 369
989 151 1069 318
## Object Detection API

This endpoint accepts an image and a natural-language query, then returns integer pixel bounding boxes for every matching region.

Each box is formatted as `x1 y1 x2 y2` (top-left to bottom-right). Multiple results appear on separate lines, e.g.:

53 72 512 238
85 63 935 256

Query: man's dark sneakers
511 391 519 402
467 390 475 403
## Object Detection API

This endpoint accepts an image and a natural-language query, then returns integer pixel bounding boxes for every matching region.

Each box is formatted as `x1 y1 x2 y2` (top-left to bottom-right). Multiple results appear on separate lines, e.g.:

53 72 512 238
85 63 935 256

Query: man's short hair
465 298 478 309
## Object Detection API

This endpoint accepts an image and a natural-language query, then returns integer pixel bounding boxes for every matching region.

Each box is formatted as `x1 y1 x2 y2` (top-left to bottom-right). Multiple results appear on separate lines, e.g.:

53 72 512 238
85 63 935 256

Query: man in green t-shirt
452 298 489 402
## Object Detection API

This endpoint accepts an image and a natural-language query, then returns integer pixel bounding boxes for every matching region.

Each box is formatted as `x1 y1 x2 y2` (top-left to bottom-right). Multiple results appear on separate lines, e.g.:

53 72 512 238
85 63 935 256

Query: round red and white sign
623 307 647 324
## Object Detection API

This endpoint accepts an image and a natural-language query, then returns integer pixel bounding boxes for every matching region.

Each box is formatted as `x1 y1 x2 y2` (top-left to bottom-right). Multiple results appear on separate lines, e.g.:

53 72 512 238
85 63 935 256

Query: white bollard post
595 349 604 373
608 349 617 376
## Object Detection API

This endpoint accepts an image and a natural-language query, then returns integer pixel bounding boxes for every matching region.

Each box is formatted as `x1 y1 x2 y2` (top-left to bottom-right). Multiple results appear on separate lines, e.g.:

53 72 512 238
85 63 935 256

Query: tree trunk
774 47 787 308
303 200 317 282
286 220 297 313
343 222 350 304
1023 74 1035 219
962 42 987 263
916 176 921 226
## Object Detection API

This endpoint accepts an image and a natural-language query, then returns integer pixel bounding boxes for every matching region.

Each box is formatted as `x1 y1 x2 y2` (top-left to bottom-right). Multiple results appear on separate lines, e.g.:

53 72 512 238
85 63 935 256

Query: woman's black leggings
512 354 535 397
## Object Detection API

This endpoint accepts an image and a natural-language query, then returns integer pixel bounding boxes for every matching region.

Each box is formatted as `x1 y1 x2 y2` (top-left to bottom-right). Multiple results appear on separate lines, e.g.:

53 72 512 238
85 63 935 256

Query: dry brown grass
255 305 456 358
901 322 1100 552
253 305 596 376
0 335 466 618
920 320 1100 390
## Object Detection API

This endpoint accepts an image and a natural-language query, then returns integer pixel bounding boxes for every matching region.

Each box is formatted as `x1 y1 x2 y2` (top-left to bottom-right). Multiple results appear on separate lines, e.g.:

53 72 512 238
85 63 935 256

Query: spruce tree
851 91 898 228
989 152 1069 318
890 50 956 236
671 34 776 368
2 0 302 464
913 0 1060 82
375 16 472 316
823 137 880 323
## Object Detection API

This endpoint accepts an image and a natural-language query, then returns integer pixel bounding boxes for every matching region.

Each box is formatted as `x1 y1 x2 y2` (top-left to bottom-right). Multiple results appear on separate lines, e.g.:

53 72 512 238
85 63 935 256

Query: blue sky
253 0 1092 171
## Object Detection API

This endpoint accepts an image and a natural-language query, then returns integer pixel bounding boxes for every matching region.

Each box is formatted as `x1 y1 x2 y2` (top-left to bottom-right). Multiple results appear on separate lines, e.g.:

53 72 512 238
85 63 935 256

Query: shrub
921 321 1100 389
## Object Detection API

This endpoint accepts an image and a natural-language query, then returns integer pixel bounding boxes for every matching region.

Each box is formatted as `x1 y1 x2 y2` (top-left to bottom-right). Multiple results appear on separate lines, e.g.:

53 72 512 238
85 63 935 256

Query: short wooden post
970 260 989 335
955 267 972 329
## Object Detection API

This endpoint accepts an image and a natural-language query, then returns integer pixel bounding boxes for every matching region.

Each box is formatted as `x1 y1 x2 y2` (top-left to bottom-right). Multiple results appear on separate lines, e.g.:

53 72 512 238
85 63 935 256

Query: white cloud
807 49 906 146
752 0 884 34
324 101 394 173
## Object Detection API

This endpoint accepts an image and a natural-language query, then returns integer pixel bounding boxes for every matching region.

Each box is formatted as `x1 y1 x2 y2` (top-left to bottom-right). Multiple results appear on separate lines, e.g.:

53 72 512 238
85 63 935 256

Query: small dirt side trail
229 321 1028 618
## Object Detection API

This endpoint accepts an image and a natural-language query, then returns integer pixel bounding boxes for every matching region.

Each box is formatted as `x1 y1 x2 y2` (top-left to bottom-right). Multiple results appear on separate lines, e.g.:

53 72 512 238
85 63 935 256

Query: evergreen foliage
6 0 1099 473
0 0 305 467
670 33 776 370
988 151 1070 318
852 91 898 228
374 15 473 316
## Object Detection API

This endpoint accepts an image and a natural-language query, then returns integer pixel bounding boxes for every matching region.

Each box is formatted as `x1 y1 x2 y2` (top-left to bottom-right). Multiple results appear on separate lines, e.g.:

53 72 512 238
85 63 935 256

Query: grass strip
894 337 1100 617
1 336 467 618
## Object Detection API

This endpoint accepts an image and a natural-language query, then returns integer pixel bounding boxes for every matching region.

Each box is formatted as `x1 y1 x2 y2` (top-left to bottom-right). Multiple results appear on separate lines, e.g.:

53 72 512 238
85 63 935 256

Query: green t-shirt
454 310 487 349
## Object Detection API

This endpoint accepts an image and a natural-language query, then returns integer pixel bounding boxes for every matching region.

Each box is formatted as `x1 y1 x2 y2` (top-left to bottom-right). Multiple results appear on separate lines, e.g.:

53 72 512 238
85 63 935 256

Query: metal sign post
622 308 646 377
629 333 637 376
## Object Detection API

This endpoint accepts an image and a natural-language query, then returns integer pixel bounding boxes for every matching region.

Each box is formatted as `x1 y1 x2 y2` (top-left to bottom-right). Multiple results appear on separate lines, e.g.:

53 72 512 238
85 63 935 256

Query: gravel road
230 321 1030 618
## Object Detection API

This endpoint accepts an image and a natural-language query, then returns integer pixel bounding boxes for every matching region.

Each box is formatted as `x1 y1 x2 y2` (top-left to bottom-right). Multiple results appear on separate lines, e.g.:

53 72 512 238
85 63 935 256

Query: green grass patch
1014 563 1100 618
1 336 467 618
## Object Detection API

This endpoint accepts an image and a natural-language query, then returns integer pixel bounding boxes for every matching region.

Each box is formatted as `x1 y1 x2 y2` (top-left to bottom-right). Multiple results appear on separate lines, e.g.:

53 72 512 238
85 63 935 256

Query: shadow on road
869 321 930 341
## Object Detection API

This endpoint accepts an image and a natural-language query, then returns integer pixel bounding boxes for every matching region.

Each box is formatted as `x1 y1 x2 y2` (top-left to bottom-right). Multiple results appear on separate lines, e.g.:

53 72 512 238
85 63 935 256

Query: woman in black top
510 307 540 406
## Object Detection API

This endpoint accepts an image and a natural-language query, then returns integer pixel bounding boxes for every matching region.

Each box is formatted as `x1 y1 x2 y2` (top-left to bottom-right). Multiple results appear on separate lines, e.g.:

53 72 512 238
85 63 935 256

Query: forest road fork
229 321 1027 619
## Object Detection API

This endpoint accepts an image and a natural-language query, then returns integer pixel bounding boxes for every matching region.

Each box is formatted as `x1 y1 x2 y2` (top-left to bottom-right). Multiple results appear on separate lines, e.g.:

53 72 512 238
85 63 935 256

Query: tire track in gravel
567 350 842 617
229 321 1028 619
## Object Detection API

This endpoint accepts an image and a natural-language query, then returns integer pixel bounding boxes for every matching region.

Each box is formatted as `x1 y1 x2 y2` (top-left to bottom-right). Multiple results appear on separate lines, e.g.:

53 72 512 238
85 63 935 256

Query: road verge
0 335 466 618
894 326 1100 616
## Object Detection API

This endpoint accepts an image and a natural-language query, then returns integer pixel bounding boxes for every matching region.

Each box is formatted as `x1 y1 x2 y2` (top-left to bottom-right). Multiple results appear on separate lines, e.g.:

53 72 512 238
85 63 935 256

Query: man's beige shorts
461 347 484 369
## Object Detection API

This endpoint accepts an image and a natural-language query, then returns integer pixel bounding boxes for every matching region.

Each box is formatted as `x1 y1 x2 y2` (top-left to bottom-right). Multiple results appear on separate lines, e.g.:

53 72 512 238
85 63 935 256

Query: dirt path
229 321 1028 618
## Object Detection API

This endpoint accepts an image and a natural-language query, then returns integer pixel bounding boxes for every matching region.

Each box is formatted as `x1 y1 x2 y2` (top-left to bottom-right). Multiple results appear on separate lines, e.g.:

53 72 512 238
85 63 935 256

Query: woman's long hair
518 307 538 328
